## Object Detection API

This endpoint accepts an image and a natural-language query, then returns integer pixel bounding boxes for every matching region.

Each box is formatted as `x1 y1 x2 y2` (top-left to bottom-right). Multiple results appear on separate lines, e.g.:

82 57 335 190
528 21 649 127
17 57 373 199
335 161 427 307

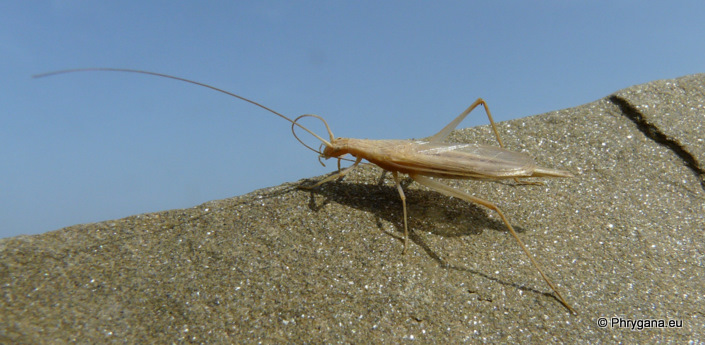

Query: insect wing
395 142 536 178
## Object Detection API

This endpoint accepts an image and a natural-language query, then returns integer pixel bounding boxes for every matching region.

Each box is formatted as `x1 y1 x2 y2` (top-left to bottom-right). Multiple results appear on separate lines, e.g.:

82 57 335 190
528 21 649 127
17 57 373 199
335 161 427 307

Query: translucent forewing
334 139 544 180
408 141 536 178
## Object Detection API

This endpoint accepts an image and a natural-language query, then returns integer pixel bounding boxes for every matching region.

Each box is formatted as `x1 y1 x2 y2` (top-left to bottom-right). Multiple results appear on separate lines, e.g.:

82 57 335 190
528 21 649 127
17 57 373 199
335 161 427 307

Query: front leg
299 157 362 189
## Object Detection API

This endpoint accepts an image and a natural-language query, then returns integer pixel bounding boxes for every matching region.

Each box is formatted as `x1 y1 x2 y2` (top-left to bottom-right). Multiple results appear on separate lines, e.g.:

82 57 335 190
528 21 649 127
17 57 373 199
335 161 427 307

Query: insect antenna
290 113 359 167
32 67 333 154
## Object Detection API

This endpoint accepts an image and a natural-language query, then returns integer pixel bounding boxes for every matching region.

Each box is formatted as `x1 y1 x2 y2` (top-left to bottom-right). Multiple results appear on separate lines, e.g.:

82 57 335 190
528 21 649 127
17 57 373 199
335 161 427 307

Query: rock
2 74 703 343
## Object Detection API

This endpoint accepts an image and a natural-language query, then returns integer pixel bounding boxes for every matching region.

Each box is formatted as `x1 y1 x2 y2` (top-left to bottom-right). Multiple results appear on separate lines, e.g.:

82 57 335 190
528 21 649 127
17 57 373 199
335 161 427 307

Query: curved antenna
33 67 333 150
291 115 358 166
291 114 335 152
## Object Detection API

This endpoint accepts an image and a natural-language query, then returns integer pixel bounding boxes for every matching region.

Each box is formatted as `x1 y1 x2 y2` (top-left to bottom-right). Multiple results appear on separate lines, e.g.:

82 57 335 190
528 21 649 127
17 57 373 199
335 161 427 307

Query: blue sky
2 2 704 238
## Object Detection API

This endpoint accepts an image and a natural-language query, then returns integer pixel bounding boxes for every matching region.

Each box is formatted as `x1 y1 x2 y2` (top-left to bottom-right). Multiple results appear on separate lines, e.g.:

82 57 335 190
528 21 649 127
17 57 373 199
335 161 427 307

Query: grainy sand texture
2 74 703 343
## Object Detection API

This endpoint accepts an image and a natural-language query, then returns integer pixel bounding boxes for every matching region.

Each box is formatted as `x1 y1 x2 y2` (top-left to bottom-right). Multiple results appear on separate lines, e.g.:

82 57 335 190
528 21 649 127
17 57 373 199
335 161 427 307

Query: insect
34 68 576 313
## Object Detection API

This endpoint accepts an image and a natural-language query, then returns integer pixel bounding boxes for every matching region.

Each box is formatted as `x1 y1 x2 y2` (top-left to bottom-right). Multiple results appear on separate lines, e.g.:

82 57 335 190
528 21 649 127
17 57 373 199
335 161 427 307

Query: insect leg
408 174 576 313
391 172 410 254
427 98 504 147
300 157 363 189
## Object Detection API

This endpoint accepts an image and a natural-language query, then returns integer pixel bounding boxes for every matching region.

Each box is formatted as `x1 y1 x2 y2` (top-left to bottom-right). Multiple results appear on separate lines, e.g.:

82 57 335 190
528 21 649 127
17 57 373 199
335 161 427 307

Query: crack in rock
608 95 705 191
